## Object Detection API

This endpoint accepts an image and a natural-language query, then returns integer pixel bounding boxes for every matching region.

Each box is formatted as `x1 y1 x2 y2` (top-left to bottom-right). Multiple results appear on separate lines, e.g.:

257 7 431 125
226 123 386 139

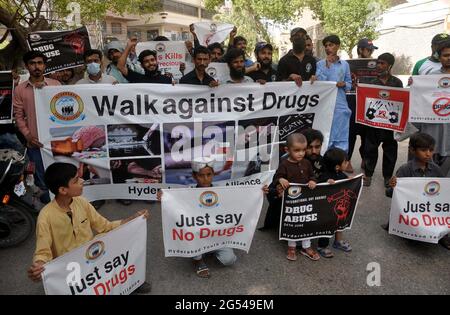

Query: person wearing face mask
359 53 403 188
117 37 172 84
76 49 118 84
247 42 278 83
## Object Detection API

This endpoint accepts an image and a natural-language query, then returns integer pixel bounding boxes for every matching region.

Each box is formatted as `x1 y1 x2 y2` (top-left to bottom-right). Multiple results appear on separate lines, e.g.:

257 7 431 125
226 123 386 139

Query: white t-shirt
76 73 118 84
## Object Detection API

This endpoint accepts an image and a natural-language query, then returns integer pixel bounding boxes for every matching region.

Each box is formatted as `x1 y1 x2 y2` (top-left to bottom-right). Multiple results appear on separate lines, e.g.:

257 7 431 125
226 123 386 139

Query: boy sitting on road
28 162 151 293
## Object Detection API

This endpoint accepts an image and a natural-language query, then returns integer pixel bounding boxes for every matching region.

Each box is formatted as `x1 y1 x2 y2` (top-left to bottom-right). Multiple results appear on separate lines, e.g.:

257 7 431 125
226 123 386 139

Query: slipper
300 248 320 261
286 246 297 261
193 260 210 278
317 247 334 258
333 240 352 252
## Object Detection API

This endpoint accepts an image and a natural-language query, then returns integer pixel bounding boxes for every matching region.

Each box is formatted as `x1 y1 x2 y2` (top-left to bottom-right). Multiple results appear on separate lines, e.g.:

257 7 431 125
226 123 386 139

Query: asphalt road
0 139 449 295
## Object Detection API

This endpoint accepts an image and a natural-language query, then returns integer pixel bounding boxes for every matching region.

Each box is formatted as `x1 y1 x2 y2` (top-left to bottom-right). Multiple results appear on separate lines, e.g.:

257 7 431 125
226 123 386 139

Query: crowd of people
0 23 448 292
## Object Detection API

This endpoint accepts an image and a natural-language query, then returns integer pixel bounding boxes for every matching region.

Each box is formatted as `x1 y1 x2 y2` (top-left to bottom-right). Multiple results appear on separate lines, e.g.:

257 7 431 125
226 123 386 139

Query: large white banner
410 75 450 123
136 41 193 80
193 22 234 46
42 217 147 295
161 186 263 257
35 82 337 201
389 178 450 243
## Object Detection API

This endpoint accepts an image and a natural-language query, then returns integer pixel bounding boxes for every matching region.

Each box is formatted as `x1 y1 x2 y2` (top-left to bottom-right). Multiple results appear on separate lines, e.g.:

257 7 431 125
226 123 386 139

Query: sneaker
117 199 132 206
363 176 372 187
133 281 152 294
92 200 105 210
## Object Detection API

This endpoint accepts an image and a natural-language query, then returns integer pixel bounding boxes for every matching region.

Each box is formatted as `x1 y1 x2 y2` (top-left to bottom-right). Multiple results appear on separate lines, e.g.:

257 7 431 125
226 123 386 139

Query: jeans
0 133 24 151
193 247 237 266
27 148 50 203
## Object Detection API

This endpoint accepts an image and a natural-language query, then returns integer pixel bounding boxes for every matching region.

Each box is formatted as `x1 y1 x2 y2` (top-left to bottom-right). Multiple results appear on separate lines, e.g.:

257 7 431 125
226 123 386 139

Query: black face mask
230 66 245 79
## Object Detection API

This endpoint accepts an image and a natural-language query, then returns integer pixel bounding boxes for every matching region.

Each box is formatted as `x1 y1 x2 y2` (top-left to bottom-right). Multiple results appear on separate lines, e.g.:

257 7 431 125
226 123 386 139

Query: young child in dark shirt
316 148 353 257
272 133 319 261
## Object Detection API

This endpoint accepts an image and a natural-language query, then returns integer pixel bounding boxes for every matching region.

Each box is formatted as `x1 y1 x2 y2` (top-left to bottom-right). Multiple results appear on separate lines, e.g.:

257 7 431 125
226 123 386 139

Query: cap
254 41 273 54
377 53 395 66
357 38 378 50
191 157 215 173
105 41 124 55
431 33 450 45
290 27 307 38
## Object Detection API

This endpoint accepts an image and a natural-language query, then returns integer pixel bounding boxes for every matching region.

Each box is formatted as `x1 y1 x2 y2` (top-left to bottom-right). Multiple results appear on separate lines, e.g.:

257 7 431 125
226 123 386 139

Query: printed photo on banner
389 178 450 243
107 123 161 158
27 26 91 74
49 125 107 159
277 113 315 158
42 217 147 295
356 83 410 132
161 186 263 258
410 75 450 123
110 158 162 184
0 71 13 124
347 59 378 93
193 22 235 46
279 176 363 241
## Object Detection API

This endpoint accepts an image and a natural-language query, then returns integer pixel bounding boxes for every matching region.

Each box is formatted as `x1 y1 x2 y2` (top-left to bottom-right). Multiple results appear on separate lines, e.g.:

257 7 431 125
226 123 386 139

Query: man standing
247 42 277 83
361 53 403 187
76 49 118 84
13 51 61 203
224 48 254 84
276 37 316 87
179 46 218 87
105 41 143 83
412 33 449 75
316 35 352 151
117 37 172 84
305 35 320 62
356 38 377 59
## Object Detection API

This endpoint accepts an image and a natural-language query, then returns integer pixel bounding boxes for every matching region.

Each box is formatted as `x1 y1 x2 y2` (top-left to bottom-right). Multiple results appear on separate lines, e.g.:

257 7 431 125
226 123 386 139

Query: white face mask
86 62 101 75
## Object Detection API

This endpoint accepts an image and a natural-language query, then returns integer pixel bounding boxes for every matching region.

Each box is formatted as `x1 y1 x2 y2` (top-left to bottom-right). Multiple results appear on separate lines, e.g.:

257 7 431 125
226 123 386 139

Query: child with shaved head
272 133 320 261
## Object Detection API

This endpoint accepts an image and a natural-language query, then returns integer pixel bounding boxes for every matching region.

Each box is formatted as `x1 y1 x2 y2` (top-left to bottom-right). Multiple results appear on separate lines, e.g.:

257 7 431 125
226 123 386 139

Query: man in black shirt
180 46 218 87
360 53 403 187
117 37 172 84
248 42 277 83
276 37 316 86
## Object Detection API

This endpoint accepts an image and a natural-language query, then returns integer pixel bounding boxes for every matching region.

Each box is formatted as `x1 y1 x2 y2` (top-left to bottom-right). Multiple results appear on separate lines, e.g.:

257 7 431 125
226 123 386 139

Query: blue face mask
87 62 101 75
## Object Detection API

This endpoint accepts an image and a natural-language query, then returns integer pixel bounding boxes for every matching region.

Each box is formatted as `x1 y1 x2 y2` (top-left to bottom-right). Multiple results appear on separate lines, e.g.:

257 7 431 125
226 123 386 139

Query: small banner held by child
42 217 147 295
356 83 410 132
0 71 13 124
279 175 363 241
389 178 450 243
410 75 450 123
161 186 263 257
136 41 193 80
27 26 91 74
193 22 234 46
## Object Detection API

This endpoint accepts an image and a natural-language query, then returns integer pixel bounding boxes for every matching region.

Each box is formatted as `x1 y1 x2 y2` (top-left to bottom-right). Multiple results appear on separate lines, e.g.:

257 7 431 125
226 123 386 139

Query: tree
311 0 389 58
0 0 160 69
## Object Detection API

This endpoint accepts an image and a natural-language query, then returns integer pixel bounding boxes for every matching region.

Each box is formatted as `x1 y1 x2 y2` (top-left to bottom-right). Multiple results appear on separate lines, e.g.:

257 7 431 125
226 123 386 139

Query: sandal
286 246 297 261
333 240 352 252
300 247 320 261
193 259 210 278
317 247 334 258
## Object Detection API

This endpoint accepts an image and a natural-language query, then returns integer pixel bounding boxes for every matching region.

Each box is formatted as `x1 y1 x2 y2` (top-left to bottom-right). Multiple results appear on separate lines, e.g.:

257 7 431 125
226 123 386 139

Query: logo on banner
432 97 450 117
367 61 377 68
50 91 85 124
378 90 390 99
155 43 166 52
327 189 357 224
438 77 450 88
29 34 42 42
287 186 302 199
85 241 105 263
424 181 440 196
199 191 219 208
206 67 217 77
210 23 217 33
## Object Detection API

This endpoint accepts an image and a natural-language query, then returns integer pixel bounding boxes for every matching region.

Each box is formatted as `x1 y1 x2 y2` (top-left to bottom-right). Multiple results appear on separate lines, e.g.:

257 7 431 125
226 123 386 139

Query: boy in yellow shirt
28 162 151 293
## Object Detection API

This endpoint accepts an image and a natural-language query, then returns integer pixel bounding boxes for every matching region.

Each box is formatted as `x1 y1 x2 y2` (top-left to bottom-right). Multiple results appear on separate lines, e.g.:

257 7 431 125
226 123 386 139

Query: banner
356 83 410 132
193 22 234 46
27 26 91 74
347 59 378 93
42 216 147 295
0 71 13 124
35 82 337 201
161 186 263 257
410 75 450 123
206 62 231 83
389 178 450 243
279 175 363 241
136 41 193 80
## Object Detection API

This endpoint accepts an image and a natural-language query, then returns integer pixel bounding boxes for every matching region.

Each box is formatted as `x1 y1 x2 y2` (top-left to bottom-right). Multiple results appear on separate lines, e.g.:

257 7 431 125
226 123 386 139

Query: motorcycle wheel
0 202 35 248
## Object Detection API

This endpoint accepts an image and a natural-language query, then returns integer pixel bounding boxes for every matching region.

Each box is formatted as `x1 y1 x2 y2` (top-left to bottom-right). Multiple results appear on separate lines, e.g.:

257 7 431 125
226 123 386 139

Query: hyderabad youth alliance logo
438 77 450 88
378 90 390 99
50 91 85 124
424 181 440 196
287 186 302 199
199 191 219 208
85 241 105 263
